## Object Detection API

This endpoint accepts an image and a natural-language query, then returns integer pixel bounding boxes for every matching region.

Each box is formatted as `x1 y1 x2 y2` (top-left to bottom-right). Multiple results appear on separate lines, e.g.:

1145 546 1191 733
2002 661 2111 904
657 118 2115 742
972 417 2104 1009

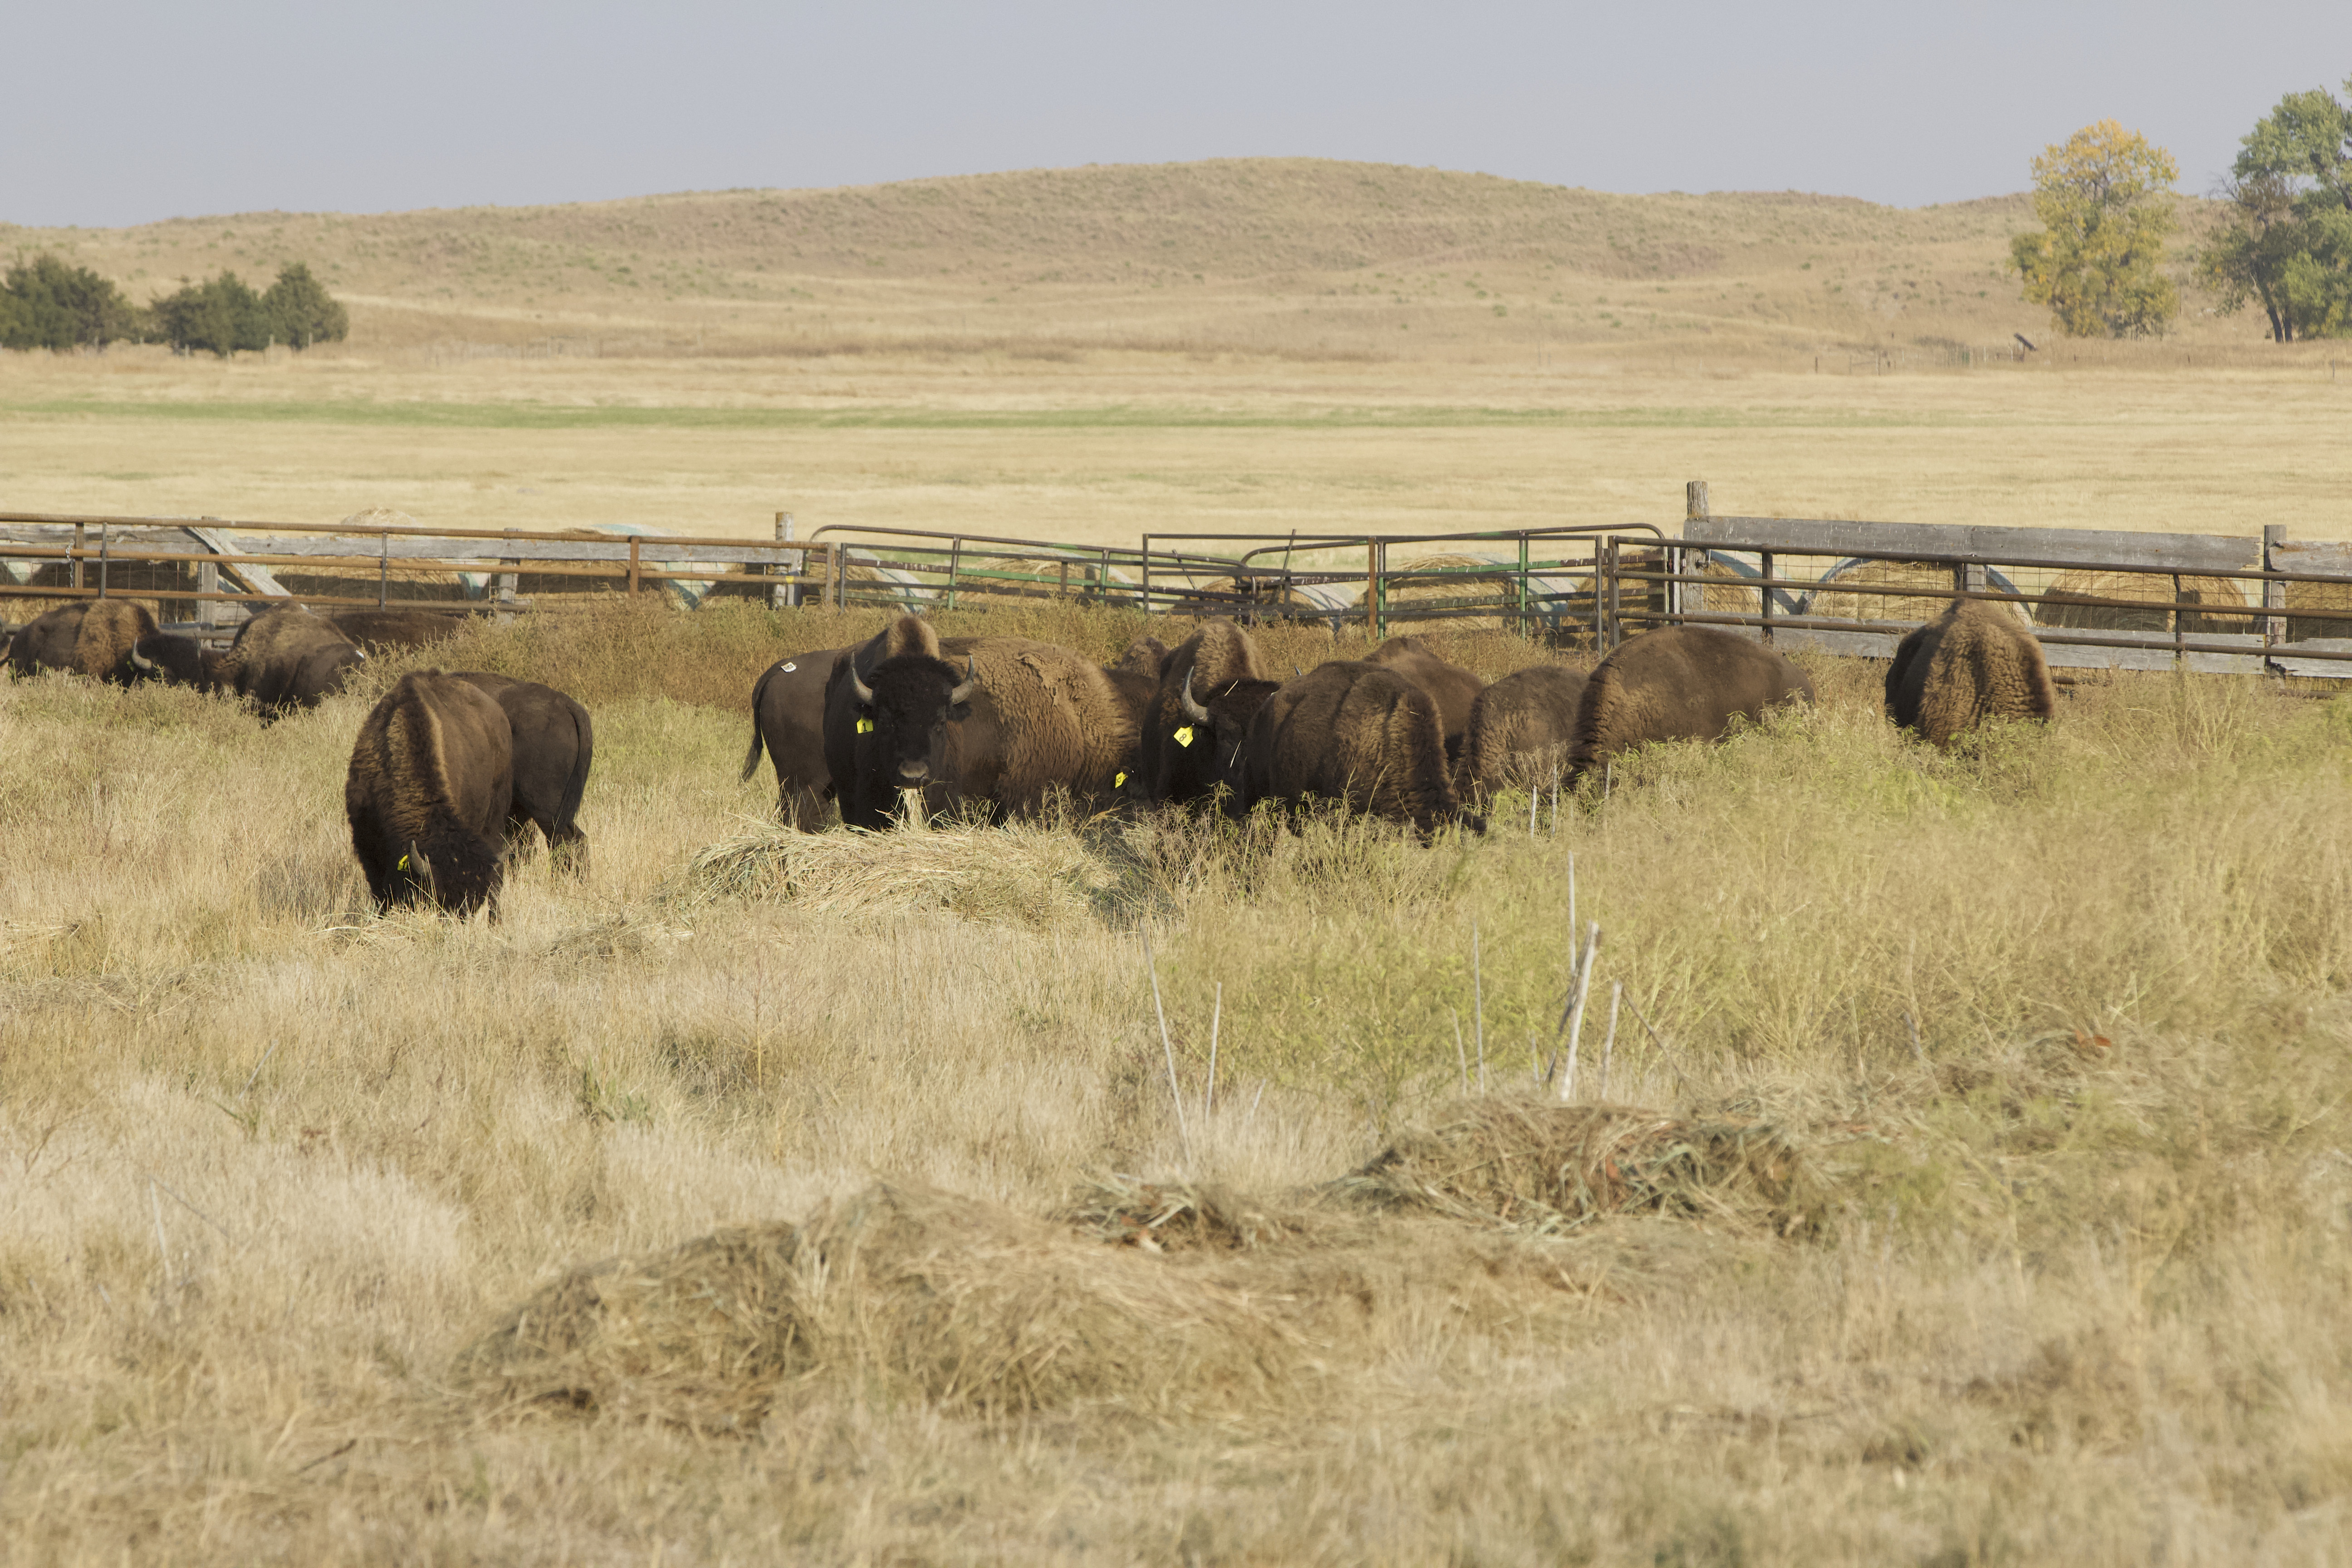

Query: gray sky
7 2 2348 228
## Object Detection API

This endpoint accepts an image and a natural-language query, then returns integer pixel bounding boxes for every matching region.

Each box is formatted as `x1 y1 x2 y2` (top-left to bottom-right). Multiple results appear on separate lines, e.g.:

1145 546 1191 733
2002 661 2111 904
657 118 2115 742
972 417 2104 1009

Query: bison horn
1179 668 1212 725
407 840 440 903
947 657 978 707
849 664 876 706
129 647 156 674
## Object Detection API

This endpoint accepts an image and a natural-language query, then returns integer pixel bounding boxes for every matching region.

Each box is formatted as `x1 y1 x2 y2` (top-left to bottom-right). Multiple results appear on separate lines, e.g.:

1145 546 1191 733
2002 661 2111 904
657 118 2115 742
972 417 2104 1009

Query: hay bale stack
2036 570 2252 635
1807 559 1974 626
1699 555 1763 617
1336 1099 1815 1234
673 820 1117 928
456 1183 1302 1431
1382 553 1528 632
2283 577 2352 642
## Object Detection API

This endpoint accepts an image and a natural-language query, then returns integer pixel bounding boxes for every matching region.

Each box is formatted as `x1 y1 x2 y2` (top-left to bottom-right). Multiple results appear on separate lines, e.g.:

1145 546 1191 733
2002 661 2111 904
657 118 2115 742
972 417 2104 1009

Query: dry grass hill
4 157 2200 362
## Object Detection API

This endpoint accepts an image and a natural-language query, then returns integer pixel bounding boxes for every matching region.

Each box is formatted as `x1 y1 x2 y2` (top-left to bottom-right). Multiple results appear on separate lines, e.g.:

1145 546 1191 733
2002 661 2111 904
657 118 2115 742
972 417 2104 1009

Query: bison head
849 651 979 800
128 632 227 692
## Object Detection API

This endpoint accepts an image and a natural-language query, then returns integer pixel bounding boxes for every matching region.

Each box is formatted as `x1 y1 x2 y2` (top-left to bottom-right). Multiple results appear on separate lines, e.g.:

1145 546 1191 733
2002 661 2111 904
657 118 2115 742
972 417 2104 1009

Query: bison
827 615 1135 827
1163 666 1284 807
452 672 594 870
1460 663 1589 805
1239 660 1479 836
345 671 514 916
741 647 850 829
1363 635 1485 760
224 606 368 718
1567 625 1814 785
1137 619 1269 803
1885 599 2057 748
6 601 159 683
127 631 230 691
326 608 475 654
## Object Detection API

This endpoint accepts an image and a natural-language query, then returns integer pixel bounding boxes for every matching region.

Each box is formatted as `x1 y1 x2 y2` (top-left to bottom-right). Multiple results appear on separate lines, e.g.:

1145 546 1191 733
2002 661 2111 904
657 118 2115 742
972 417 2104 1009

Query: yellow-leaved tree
2011 120 2180 338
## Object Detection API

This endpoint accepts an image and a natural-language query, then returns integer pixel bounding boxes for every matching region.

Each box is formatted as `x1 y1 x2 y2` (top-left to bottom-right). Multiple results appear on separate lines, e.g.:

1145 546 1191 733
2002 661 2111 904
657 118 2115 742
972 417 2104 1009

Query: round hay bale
2281 577 2352 642
1382 553 1572 632
1173 574 1359 626
453 1182 1303 1431
949 554 1139 609
2035 569 2252 634
1805 559 2032 627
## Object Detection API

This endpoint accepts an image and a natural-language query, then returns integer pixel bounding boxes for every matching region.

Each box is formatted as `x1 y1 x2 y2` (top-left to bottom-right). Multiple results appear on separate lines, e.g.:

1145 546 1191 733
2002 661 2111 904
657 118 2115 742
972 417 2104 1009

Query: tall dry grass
5 611 2352 1563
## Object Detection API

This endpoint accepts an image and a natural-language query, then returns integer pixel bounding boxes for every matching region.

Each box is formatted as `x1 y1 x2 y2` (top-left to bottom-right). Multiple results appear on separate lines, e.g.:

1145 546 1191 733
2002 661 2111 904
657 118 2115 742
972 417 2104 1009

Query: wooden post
1603 537 1623 649
97 524 108 599
947 537 962 611
1759 550 1774 643
1366 539 1380 640
774 511 799 609
628 536 641 598
70 523 85 592
1678 480 1710 627
496 554 519 619
196 559 218 630
2263 524 2287 650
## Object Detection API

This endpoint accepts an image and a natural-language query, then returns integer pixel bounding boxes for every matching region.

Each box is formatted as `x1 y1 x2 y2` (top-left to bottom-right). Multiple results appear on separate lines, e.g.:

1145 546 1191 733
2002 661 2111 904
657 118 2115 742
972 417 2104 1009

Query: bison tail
557 704 594 832
740 663 776 784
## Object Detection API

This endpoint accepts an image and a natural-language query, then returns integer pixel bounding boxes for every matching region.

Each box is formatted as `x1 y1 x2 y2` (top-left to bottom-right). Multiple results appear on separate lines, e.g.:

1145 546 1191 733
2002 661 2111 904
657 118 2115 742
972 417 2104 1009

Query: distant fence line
4 485 2349 679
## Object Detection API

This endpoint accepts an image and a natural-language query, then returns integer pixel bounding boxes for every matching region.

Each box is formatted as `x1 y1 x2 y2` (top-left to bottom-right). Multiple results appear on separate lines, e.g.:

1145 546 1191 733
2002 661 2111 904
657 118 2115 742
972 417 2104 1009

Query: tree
2010 120 2180 338
150 271 275 357
2197 77 2352 341
263 261 348 349
0 253 139 350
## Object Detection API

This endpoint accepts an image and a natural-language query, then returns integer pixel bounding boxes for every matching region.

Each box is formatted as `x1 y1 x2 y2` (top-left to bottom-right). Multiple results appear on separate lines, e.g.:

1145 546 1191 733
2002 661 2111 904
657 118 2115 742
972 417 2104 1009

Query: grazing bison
1137 619 1269 803
1568 625 1814 784
225 606 368 718
345 671 514 916
1885 599 2056 748
1240 660 1479 836
127 631 230 691
453 672 594 870
1163 666 1284 807
1363 635 1485 760
1100 636 1171 803
741 647 850 830
326 609 473 654
6 601 159 683
828 616 1136 828
1460 663 1589 804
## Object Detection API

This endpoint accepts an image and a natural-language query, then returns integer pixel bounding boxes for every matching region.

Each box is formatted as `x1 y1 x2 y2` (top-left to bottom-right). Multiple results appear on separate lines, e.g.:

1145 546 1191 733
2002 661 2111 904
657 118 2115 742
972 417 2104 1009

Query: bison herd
5 590 2060 921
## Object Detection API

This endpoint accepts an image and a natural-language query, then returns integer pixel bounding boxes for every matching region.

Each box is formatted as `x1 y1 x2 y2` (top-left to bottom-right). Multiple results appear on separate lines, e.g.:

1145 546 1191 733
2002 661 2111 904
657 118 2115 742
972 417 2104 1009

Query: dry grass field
5 161 2352 1564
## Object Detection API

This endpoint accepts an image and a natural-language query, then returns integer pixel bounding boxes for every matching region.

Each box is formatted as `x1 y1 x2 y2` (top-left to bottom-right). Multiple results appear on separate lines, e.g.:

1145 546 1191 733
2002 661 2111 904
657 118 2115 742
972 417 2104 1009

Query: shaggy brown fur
1241 660 1477 835
325 609 475 653
1461 663 1588 804
453 672 595 870
345 671 514 916
1885 599 2057 748
224 607 368 718
128 631 229 691
1568 626 1814 783
741 647 849 830
1139 620 1268 803
6 602 158 682
830 616 1138 827
1363 635 1485 755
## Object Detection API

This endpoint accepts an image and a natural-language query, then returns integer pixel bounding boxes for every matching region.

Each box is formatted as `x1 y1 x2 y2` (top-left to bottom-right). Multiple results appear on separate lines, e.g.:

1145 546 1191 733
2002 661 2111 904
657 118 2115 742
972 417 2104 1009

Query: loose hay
1334 1099 1816 1234
455 1182 1303 1431
671 819 1120 928
1057 1172 1315 1253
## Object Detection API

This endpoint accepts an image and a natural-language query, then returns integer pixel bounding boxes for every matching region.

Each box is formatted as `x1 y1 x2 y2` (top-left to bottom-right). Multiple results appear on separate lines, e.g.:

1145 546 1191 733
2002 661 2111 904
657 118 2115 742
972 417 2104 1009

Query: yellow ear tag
397 853 410 870
1114 771 1127 788
1173 726 1195 747
856 718 873 734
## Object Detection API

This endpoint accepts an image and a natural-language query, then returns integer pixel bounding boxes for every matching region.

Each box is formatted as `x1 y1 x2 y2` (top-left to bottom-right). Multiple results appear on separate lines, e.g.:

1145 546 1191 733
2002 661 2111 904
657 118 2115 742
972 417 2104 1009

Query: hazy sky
8 1 2348 228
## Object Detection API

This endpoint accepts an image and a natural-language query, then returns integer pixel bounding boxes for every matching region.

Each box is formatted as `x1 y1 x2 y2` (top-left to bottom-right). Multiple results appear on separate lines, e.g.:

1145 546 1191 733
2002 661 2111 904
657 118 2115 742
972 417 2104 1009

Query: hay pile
2283 576 2352 642
673 820 1119 928
1806 559 1969 625
1056 1173 1313 1253
2036 570 2252 634
456 1183 1303 1430
1382 553 1524 632
1334 1100 1816 1235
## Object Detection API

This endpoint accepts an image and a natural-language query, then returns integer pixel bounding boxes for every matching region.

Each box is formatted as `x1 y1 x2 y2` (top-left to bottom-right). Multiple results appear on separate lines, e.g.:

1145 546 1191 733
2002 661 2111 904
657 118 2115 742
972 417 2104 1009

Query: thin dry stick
1204 982 1222 1122
1623 989 1690 1090
1906 1012 1926 1065
1558 922 1602 1100
1550 765 1560 835
148 1178 171 1290
238 1041 279 1099
1139 930 1190 1149
1597 981 1622 1101
1472 920 1486 1083
1602 760 1613 801
1567 853 1576 942
1451 1009 1470 1093
1527 786 1538 837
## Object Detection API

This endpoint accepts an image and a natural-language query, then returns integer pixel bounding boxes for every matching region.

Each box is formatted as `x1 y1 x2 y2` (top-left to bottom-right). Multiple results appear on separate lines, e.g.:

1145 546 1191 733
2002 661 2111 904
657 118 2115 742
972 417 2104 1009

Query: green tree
262 261 348 349
2010 120 2180 338
0 253 139 350
2197 77 2352 341
151 271 274 357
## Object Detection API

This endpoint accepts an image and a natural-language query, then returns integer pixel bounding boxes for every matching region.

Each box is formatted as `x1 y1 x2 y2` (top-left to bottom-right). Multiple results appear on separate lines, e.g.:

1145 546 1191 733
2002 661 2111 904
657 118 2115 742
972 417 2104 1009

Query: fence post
628 536 641 598
196 558 218 631
947 536 961 612
1366 539 1380 640
71 523 85 592
378 530 390 608
774 511 800 609
1759 550 1774 644
1603 536 1623 649
2263 524 2287 652
1679 480 1710 627
97 524 108 599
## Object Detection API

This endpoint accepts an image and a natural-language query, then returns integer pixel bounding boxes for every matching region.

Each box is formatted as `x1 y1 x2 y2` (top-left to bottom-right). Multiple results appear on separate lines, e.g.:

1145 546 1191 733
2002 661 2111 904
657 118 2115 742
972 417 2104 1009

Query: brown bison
1885 599 2056 748
326 608 475 653
741 647 850 829
345 671 514 916
1240 660 1480 836
828 616 1136 827
1363 635 1485 760
224 607 368 718
1164 666 1284 806
1137 619 1268 803
6 601 159 683
127 631 229 691
453 672 594 870
1568 626 1814 784
1460 663 1588 804
1099 636 1171 803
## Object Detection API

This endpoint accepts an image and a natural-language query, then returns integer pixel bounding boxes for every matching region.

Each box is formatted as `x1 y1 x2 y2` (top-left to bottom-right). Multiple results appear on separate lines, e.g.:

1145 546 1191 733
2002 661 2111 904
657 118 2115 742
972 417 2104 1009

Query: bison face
856 654 978 793
129 633 225 691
